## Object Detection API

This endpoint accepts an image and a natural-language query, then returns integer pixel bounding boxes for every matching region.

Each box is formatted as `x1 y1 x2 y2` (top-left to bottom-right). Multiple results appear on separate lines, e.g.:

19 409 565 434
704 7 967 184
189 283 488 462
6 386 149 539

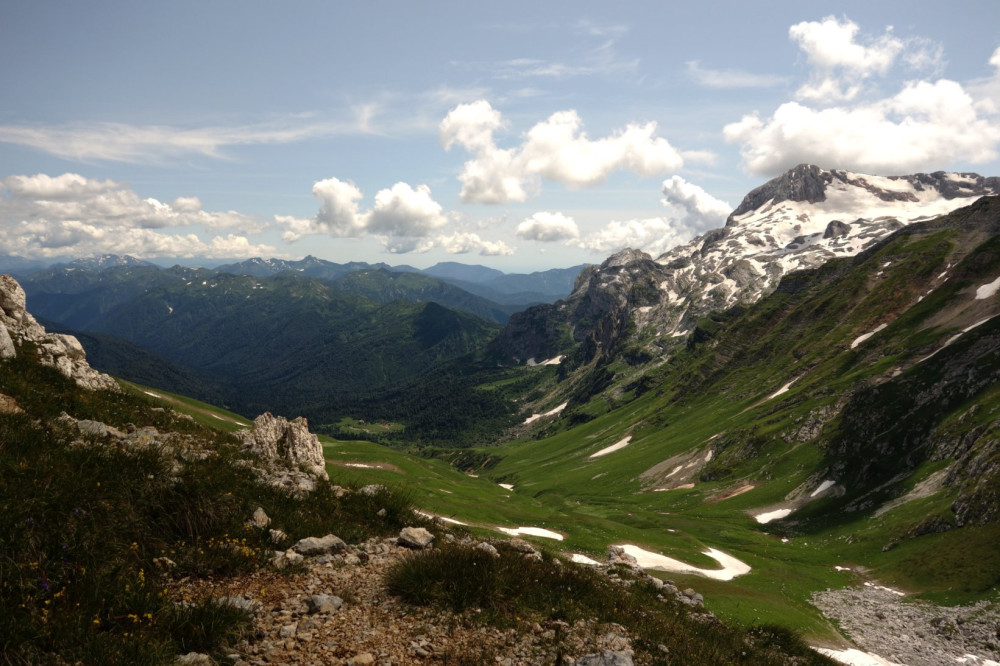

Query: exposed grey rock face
236 412 328 481
813 585 1000 666
0 274 26 315
507 537 536 554
306 594 343 614
475 541 500 558
729 164 1000 221
0 321 15 359
492 167 1000 367
250 507 271 528
0 274 119 391
727 163 831 222
823 219 851 239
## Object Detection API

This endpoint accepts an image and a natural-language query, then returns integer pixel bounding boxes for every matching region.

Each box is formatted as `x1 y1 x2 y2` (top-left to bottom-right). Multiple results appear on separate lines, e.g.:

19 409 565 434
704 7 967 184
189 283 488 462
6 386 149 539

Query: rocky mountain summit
0 273 118 391
493 165 1000 363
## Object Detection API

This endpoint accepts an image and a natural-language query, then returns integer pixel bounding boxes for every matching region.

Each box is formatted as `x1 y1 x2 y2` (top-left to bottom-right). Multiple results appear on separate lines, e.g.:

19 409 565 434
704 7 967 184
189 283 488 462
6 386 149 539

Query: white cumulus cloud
578 218 685 257
578 177 730 257
725 79 1000 176
440 101 685 203
0 172 275 259
367 182 447 238
788 16 945 104
660 176 731 231
516 212 580 242
1 173 262 232
280 178 449 254
437 232 514 256
725 18 1000 176
789 16 903 78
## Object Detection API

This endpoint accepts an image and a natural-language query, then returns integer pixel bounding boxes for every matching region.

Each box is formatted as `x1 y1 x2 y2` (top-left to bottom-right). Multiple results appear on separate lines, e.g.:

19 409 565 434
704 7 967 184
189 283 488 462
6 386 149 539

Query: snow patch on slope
811 479 836 498
755 508 793 524
615 545 751 581
975 277 1000 300
497 526 564 541
589 435 633 459
767 378 798 400
523 402 568 425
851 323 888 349
813 647 903 666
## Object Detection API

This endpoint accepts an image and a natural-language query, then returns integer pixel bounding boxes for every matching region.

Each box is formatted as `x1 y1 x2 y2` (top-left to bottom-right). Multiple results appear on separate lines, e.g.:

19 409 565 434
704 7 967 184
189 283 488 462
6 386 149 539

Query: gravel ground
812 584 1000 666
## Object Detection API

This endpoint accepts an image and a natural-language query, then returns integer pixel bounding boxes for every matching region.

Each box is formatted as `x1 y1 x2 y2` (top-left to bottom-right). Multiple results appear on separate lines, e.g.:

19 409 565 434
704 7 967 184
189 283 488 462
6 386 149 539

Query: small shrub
386 544 834 665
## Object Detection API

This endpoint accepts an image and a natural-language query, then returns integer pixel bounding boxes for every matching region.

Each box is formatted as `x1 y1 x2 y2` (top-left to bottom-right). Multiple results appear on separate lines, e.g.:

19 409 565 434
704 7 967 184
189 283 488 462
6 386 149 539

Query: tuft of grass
386 543 834 665
168 597 251 655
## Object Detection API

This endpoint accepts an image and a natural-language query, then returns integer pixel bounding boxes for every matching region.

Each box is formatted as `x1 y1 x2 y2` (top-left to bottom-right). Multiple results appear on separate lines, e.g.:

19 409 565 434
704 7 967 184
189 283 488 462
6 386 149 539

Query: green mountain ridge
26 271 502 424
468 197 1000 621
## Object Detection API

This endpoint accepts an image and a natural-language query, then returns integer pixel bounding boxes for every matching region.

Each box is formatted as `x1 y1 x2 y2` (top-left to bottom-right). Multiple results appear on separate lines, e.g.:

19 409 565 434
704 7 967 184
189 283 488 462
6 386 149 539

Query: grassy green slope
339 199 1000 638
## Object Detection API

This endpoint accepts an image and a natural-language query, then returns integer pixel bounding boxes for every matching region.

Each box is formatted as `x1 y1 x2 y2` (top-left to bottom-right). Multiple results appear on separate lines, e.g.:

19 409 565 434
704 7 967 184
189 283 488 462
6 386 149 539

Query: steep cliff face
493 166 1000 365
0 274 119 392
490 249 667 363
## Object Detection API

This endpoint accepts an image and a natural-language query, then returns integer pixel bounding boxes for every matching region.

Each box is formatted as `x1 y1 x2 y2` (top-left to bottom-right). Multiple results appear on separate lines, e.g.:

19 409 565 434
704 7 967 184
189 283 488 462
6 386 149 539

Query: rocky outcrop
728 164 1000 221
0 274 119 391
490 249 666 363
236 412 328 481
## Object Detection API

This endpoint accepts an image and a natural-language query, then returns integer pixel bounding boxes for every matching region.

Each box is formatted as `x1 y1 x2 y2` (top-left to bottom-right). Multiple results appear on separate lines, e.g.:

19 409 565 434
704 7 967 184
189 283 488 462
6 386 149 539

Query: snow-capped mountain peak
493 165 1000 363
650 165 1000 325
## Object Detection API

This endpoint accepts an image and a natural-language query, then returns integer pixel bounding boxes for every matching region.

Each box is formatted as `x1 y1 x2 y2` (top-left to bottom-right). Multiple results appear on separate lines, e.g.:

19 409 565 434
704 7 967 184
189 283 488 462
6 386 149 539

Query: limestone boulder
398 526 435 549
236 412 328 480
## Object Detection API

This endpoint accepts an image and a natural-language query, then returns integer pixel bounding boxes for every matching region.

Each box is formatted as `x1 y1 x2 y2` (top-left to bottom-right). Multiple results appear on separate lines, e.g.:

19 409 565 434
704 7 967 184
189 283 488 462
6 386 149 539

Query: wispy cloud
0 113 375 164
460 21 638 81
686 61 787 89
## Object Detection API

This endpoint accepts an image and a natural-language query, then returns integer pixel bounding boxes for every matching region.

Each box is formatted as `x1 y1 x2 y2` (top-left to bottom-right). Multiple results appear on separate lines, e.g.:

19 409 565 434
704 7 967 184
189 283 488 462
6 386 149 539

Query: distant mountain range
13 254 583 436
24 269 501 421
1 253 586 308
214 257 586 307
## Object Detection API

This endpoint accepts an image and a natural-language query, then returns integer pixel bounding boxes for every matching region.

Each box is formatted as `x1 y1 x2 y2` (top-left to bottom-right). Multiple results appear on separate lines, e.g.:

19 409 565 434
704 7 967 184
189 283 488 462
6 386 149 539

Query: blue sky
1 1 999 271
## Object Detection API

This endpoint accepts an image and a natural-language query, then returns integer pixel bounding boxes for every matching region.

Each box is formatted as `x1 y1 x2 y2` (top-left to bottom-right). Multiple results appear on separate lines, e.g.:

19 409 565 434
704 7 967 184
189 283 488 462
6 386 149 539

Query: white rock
236 412 328 481
398 526 435 549
291 534 347 556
